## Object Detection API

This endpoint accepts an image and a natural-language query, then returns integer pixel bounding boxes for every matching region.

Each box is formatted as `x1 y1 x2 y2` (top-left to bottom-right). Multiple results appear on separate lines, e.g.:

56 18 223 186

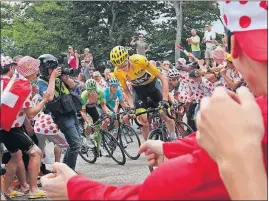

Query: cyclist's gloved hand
107 111 114 118
87 122 93 128
173 102 178 109
160 100 170 109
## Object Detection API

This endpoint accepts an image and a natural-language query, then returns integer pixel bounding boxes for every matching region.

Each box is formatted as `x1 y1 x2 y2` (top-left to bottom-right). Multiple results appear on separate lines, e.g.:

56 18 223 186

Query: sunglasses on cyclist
110 84 119 88
118 61 129 69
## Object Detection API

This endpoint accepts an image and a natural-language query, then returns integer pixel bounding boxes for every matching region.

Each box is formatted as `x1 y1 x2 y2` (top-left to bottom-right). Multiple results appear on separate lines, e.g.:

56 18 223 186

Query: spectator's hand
198 59 205 66
220 68 227 76
32 84 39 96
198 59 207 72
139 140 165 167
196 87 264 164
42 91 50 103
41 162 77 200
50 67 62 79
60 74 69 81
188 53 194 58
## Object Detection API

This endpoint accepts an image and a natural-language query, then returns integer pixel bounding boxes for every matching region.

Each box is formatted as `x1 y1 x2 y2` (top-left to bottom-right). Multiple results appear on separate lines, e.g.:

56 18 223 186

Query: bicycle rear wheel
175 121 194 138
118 124 141 160
79 135 98 164
102 131 126 165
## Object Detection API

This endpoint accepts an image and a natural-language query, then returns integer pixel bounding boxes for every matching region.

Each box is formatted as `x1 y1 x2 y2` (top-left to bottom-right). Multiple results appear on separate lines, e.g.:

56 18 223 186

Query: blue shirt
103 87 123 109
36 78 70 100
36 79 48 101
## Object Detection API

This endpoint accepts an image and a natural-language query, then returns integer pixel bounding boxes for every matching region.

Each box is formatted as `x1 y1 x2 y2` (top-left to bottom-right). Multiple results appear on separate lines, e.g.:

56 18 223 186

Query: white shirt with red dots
12 93 34 128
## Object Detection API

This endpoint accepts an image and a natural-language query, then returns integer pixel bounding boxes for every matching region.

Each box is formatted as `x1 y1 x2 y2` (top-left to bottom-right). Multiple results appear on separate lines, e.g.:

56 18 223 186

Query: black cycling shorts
0 127 35 153
86 105 100 123
132 78 162 110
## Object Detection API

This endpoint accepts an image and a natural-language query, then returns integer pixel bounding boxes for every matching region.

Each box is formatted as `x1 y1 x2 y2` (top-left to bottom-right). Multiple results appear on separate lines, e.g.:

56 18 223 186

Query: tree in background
1 1 220 70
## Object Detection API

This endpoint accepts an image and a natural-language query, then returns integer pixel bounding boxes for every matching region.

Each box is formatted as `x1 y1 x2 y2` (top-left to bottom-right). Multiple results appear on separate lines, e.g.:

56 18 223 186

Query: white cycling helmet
177 58 186 65
167 69 180 78
108 77 119 85
85 79 97 91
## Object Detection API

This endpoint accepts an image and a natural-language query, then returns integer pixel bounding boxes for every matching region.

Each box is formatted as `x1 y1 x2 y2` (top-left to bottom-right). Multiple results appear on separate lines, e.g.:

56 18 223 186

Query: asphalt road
13 115 188 200
13 133 148 200
74 133 149 186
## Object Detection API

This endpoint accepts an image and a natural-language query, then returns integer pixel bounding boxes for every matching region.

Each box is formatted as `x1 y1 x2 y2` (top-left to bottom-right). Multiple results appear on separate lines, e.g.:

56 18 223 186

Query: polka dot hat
1 55 15 68
211 46 225 60
16 56 40 77
219 1 267 62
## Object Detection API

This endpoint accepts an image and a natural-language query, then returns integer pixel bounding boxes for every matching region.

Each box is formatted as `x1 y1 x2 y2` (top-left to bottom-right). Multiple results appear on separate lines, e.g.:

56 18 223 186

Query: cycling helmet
38 54 58 78
110 46 128 66
85 79 97 91
167 69 180 78
108 77 119 85
177 58 186 65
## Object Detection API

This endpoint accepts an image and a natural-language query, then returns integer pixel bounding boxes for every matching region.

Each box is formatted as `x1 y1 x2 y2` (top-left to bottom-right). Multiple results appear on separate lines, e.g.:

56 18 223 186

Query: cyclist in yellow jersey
110 46 176 140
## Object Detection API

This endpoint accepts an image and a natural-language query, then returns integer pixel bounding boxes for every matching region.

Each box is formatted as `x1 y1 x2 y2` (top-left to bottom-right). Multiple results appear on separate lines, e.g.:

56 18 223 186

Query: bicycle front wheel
79 135 98 164
118 124 141 160
175 121 194 138
148 128 164 141
102 131 126 165
147 129 164 173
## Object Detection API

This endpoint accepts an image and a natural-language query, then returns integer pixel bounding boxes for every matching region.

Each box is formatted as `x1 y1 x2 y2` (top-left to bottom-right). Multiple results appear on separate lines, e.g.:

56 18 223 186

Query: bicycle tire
148 128 164 141
118 124 141 160
175 121 194 138
147 129 164 173
102 131 126 165
79 135 98 164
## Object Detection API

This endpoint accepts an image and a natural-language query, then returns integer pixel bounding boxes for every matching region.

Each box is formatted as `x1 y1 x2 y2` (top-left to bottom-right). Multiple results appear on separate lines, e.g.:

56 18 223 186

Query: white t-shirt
204 31 216 49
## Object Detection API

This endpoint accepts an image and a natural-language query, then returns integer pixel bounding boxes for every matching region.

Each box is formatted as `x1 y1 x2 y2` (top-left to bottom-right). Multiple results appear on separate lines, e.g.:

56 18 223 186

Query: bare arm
221 73 241 90
100 102 111 114
119 101 127 109
156 73 169 101
123 88 134 108
24 100 47 119
61 75 76 89
80 109 92 124
219 145 267 200
75 53 79 68
46 67 62 102
130 39 136 46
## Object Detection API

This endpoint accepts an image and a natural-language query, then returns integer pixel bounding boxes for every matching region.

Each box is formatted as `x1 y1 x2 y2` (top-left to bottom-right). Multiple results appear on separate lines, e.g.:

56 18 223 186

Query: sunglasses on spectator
170 78 178 81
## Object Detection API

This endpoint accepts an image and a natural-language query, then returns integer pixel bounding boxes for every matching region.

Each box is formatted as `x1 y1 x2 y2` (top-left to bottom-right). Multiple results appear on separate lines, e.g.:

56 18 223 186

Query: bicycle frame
134 106 173 142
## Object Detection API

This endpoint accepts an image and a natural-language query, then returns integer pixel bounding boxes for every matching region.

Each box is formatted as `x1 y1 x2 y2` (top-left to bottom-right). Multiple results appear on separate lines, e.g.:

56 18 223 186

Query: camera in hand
61 67 80 77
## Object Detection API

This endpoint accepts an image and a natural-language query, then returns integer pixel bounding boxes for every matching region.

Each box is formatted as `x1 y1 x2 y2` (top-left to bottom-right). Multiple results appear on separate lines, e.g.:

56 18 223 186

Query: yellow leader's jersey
114 54 160 91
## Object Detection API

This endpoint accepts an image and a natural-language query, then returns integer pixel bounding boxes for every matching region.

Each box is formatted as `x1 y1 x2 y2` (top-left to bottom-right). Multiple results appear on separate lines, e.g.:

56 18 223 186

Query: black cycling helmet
38 54 58 78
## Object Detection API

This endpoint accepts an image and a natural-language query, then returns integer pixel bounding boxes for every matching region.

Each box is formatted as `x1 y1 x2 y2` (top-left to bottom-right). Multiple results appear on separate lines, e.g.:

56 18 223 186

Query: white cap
163 60 171 65
177 58 186 65
93 71 101 77
84 48 90 52
104 68 111 73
